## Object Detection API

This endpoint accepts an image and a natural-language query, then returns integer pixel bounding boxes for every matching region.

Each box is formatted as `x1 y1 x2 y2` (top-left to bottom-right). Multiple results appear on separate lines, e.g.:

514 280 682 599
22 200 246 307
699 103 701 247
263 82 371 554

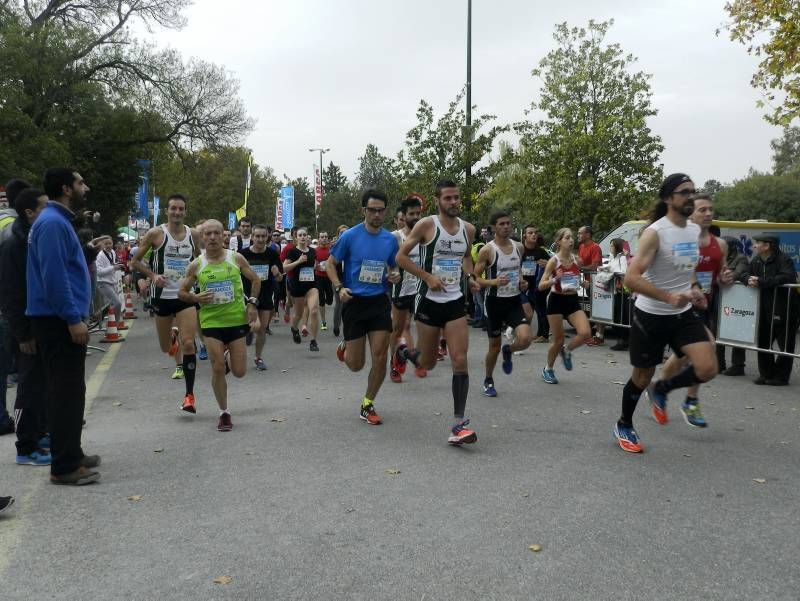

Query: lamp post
464 0 472 213
309 147 329 235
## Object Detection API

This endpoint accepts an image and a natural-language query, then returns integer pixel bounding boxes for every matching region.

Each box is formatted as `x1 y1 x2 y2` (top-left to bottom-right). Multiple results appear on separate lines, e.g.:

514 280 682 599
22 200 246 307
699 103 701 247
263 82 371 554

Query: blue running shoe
198 345 208 360
613 422 643 453
482 379 497 397
16 450 51 466
680 399 708 428
560 345 573 371
501 344 513 375
38 435 51 450
541 367 558 384
647 383 668 425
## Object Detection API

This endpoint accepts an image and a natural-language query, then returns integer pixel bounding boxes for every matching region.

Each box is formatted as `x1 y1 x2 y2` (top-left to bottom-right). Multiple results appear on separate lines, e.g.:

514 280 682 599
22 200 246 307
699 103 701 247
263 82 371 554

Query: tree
770 126 800 175
723 1 800 125
513 20 664 234
715 171 800 222
701 179 726 195
317 184 363 234
322 162 348 195
355 144 398 194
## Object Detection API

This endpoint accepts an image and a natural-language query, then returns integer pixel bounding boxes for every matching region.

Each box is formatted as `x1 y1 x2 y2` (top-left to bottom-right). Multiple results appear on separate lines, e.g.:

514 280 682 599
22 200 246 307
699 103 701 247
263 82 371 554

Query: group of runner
124 173 729 453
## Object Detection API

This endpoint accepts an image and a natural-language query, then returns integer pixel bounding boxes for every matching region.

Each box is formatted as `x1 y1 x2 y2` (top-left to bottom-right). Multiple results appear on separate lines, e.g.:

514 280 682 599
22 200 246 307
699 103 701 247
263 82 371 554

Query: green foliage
701 179 726 195
715 171 800 223
322 162 348 194
770 126 800 174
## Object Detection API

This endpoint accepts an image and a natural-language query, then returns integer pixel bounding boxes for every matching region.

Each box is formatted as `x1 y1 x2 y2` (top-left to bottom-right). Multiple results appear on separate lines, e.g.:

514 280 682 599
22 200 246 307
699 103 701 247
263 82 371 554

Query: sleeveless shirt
486 240 522 298
150 225 195 300
418 216 470 303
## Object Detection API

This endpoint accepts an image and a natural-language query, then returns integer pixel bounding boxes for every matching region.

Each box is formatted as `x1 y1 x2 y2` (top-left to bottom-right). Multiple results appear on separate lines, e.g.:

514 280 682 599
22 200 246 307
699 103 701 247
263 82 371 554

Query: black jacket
0 217 33 341
738 250 799 316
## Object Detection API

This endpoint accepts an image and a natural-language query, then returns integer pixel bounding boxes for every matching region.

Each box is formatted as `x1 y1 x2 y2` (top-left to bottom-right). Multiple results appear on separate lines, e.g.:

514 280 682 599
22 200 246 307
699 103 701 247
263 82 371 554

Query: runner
521 225 551 343
178 220 261 431
326 189 400 425
314 232 333 331
230 216 252 252
473 211 532 396
389 196 425 383
130 194 201 410
239 224 283 370
649 193 731 428
279 227 298 325
613 173 718 453
537 228 591 384
283 227 320 351
396 179 481 446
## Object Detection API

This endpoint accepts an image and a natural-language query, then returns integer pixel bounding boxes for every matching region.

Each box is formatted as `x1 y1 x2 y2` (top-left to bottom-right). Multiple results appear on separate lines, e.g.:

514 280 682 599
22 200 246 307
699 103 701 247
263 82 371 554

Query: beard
405 217 419 230
444 206 460 217
679 202 694 217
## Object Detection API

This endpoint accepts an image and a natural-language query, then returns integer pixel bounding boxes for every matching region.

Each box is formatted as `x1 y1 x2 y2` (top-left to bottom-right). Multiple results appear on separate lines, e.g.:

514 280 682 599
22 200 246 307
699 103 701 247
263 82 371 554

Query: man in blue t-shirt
326 189 400 426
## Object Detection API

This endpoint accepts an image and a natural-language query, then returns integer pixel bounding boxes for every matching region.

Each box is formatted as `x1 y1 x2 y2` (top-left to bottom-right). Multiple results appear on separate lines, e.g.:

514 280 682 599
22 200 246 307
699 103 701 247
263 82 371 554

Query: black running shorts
414 296 466 328
629 307 711 368
391 294 415 312
342 294 392 341
201 324 249 345
485 296 529 338
150 298 196 318
546 292 582 317
316 278 334 306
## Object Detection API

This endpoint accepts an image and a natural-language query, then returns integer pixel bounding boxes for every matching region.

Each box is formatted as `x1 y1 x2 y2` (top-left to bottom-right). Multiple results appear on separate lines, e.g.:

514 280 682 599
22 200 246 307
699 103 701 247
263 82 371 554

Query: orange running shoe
359 402 382 425
336 340 346 362
390 367 401 383
168 327 179 357
613 422 643 453
181 393 196 414
647 383 668 425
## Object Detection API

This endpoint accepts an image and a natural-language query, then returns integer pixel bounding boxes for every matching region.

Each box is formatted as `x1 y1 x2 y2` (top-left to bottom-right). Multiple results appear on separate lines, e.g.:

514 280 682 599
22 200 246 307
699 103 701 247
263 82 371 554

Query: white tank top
486 240 522 298
394 230 421 298
635 216 701 315
151 225 195 300
419 216 469 303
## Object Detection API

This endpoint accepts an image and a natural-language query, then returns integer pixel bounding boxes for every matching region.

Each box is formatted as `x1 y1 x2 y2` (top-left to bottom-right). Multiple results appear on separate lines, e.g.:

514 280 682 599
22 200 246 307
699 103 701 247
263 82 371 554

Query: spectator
27 167 101 485
739 234 799 386
95 237 123 324
589 238 628 346
0 188 50 465
718 236 750 376
0 179 31 242
577 225 602 269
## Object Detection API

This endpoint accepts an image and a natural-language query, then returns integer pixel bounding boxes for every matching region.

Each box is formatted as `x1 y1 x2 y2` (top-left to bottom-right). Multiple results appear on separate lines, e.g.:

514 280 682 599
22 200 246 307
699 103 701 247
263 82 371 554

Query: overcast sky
149 0 781 187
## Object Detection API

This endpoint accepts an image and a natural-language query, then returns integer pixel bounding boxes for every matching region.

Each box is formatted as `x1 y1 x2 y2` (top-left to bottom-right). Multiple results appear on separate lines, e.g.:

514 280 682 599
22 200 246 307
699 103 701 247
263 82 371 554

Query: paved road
1 311 798 600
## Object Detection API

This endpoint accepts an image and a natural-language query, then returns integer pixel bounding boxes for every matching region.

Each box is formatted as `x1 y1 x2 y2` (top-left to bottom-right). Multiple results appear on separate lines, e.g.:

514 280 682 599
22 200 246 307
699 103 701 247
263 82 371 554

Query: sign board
314 165 322 211
152 196 160 226
280 186 294 230
274 197 283 232
590 280 614 322
717 283 759 345
228 211 236 231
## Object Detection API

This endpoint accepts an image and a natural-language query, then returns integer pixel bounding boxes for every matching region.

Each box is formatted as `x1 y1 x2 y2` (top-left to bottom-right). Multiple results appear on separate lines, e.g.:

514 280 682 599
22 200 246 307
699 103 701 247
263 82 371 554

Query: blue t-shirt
330 223 399 297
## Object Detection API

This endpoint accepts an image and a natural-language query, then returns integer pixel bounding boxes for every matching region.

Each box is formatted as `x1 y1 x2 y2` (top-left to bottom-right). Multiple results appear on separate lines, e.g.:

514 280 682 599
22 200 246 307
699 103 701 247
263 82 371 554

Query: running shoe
38 435 50 450
254 357 267 371
16 450 51 466
336 340 346 362
541 367 558 384
448 419 477 445
501 344 513 375
560 345 573 371
394 344 408 374
301 325 309 337
198 345 208 360
181 393 196 414
439 338 448 356
613 422 643 453
168 327 179 356
0 496 14 514
217 412 233 432
586 336 605 347
390 368 402 383
482 379 497 397
266 326 273 335
245 331 254 346
283 310 290 324
414 366 428 378
647 383 668 425
171 365 184 379
359 402 382 425
680 399 708 428
291 327 302 344
309 339 319 352
321 322 328 331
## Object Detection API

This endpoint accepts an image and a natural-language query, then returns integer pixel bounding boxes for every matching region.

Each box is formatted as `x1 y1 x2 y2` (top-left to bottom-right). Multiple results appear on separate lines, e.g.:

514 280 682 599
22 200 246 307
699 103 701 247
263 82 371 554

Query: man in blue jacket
27 168 100 485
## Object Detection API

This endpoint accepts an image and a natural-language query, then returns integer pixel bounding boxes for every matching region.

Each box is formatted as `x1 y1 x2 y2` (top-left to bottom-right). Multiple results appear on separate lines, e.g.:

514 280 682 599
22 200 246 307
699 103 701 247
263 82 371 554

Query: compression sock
655 366 702 395
361 397 373 408
619 379 645 427
452 373 469 419
182 354 196 395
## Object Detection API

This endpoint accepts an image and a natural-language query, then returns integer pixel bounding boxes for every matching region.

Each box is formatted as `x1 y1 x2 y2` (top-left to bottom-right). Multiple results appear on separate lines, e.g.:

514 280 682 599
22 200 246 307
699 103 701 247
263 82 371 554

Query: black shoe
609 341 628 351
0 418 14 436
80 455 102 468
291 327 301 344
50 467 100 486
722 366 745 376
754 377 768 385
0 496 14 514
766 379 789 386
310 340 319 352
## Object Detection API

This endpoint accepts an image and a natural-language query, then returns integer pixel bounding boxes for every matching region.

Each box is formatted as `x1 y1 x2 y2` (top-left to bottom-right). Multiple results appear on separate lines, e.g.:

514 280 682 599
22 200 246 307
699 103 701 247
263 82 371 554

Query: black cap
753 234 779 245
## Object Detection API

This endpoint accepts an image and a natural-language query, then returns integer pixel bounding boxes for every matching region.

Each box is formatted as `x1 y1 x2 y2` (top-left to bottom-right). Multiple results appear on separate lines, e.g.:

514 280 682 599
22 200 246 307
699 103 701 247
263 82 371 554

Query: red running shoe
448 419 477 445
359 402 382 425
336 340 346 362
390 367 401 383
181 393 196 414
217 413 233 432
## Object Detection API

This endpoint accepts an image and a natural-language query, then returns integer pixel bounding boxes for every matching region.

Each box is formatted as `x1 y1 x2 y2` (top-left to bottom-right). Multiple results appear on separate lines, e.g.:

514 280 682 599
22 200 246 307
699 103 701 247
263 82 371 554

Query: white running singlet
418 216 469 303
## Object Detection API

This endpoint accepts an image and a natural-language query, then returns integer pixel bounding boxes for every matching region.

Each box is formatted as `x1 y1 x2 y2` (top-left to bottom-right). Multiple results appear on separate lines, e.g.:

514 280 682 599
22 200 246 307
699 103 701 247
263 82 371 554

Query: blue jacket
26 202 91 325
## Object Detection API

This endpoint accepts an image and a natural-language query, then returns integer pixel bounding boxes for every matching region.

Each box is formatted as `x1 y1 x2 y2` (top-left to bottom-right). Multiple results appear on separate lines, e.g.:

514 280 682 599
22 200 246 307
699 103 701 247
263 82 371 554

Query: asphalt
0 310 798 601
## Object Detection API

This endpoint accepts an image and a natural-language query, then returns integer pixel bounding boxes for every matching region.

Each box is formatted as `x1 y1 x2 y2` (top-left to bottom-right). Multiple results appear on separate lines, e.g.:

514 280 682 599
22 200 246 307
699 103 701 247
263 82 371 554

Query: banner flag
280 186 294 230
228 211 237 231
236 153 252 221
274 197 283 232
314 164 322 212
152 196 160 226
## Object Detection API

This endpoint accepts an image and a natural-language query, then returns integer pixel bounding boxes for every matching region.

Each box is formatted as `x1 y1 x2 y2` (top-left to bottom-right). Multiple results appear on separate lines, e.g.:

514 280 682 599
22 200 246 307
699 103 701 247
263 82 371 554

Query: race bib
560 273 580 291
432 258 461 286
358 259 385 284
163 257 188 281
671 242 699 272
696 271 713 294
299 267 315 282
499 270 519 295
206 280 234 305
252 264 269 281
521 260 537 277
318 260 327 271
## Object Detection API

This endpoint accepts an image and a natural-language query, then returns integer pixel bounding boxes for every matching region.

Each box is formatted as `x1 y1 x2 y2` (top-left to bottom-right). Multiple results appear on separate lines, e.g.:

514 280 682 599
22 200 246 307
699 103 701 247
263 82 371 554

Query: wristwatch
246 296 258 305
334 284 343 293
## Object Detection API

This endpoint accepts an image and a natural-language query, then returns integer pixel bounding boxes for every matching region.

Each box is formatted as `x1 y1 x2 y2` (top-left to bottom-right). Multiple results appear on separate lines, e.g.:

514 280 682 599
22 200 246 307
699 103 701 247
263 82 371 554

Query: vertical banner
236 153 252 221
314 164 323 212
228 212 237 231
152 196 160 226
136 159 151 219
274 196 283 232
280 186 294 230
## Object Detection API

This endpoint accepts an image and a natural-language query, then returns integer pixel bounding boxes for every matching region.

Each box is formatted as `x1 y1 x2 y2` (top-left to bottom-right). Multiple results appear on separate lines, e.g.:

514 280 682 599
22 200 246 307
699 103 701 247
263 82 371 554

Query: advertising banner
717 283 759 345
314 165 322 211
274 197 283 232
228 211 237 231
152 196 160 226
590 280 614 322
280 186 294 230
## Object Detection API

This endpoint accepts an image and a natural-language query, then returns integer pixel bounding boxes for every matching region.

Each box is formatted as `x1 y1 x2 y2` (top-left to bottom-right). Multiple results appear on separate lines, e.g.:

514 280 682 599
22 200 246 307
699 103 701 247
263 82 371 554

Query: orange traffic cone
117 316 129 331
100 309 122 343
123 292 137 320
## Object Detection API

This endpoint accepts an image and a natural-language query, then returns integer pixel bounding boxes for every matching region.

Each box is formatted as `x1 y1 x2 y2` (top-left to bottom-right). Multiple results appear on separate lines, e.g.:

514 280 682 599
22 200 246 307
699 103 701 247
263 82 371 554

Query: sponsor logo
723 306 755 318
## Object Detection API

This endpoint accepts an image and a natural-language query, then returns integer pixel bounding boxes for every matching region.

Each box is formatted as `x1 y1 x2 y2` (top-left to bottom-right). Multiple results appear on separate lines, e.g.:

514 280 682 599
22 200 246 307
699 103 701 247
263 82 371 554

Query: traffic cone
123 292 137 320
117 316 129 331
100 309 122 343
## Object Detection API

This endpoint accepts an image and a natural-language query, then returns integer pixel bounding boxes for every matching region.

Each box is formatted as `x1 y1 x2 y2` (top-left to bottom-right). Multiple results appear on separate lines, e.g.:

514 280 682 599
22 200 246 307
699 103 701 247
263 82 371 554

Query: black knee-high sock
452 373 469 419
619 379 645 427
183 354 196 395
655 365 701 395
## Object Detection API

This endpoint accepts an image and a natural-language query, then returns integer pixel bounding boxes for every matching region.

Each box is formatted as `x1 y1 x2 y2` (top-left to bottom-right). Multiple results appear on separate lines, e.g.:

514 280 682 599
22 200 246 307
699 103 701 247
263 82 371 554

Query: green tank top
195 250 247 329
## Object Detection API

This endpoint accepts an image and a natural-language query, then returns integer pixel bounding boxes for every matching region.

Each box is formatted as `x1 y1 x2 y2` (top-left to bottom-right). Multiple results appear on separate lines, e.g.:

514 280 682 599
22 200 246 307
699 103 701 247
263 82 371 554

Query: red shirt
552 257 581 294
696 235 723 299
578 241 602 269
314 245 331 277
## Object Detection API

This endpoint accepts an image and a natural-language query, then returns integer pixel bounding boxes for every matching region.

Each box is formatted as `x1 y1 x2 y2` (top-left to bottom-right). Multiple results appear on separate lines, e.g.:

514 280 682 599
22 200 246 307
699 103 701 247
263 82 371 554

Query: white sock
219 409 230 416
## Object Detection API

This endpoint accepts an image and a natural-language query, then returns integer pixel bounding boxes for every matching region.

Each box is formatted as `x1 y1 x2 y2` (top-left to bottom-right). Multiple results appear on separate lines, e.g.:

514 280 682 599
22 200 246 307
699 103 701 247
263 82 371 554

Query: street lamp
309 148 330 234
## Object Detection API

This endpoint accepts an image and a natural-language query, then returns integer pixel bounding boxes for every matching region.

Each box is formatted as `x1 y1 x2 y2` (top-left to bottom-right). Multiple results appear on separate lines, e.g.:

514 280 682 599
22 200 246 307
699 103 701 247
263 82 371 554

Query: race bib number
318 260 327 271
696 271 713 294
206 280 234 305
252 264 269 281
521 260 537 277
358 259 385 284
560 273 579 291
432 258 461 286
671 242 699 272
299 267 315 282
163 257 188 281
499 270 519 295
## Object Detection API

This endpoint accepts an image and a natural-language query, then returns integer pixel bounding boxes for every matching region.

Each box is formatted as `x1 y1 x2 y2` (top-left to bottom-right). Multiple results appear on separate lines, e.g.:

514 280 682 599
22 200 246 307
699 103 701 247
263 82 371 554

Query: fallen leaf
528 544 542 552
127 495 143 502
385 469 401 475
612 381 625 385
753 478 766 484
270 417 285 423
745 406 755 410
280 369 288 373
244 451 254 455
213 576 232 585
580 410 592 415
574 395 581 399
153 448 164 453
521 493 529 498
683 454 691 458
345 507 355 513
769 402 776 406
433 412 442 416
305 397 311 400
113 401 123 407
491 424 498 428
607 360 617 364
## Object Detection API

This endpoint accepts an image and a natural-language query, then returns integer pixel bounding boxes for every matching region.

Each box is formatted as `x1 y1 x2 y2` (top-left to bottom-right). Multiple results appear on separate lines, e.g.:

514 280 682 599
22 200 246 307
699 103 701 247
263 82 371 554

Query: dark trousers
13 341 47 456
533 289 550 337
716 344 745 371
756 311 799 383
0 317 10 421
31 317 87 475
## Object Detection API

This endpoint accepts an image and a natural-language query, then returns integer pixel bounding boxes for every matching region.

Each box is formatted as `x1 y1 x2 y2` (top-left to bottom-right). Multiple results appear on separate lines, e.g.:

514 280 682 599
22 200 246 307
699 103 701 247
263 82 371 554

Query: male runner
231 216 253 252
314 232 333 331
130 194 201 410
327 190 400 425
396 180 481 445
179 220 261 431
389 196 425 383
614 174 718 453
649 193 731 428
473 211 532 397
239 224 283 370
